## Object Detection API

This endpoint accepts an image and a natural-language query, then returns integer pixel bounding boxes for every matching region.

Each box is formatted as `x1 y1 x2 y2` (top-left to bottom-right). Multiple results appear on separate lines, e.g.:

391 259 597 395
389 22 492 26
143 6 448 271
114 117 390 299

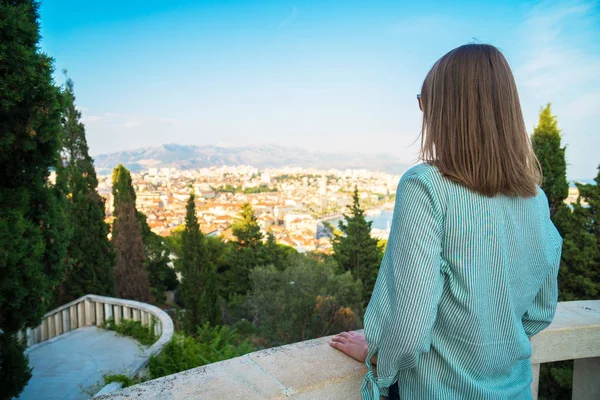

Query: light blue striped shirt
362 163 562 399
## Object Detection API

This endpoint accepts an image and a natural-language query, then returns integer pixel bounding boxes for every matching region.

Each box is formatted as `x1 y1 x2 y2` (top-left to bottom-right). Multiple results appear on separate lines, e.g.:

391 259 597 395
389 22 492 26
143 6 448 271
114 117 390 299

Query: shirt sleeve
521 265 559 337
521 189 561 338
361 171 445 400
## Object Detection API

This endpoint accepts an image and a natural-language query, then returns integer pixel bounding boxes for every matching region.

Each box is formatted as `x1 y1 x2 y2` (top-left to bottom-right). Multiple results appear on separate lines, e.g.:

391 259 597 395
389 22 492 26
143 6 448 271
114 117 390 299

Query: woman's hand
328 331 370 363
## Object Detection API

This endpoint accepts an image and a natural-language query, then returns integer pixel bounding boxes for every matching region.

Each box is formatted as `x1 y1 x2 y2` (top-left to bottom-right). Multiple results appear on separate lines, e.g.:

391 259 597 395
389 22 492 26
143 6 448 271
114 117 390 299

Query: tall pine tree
332 187 383 306
55 75 115 305
112 165 151 302
178 193 219 334
0 1 70 397
532 104 569 218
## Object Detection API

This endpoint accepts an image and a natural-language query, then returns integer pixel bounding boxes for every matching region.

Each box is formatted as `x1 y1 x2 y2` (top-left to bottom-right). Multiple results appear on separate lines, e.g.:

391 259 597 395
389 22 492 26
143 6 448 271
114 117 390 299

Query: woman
329 44 562 400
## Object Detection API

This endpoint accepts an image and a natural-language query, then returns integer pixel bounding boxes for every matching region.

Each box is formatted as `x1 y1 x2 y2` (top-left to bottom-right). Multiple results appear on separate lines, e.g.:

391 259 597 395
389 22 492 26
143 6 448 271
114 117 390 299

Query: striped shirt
362 163 562 400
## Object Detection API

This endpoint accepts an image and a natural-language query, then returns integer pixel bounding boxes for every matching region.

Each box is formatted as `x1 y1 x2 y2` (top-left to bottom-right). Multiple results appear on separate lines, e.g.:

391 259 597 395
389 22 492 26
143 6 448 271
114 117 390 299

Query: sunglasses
417 94 422 112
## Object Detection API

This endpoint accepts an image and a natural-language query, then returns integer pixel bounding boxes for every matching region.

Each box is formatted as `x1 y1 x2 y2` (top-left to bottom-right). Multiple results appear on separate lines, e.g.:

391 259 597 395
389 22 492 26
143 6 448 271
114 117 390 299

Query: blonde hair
420 44 541 197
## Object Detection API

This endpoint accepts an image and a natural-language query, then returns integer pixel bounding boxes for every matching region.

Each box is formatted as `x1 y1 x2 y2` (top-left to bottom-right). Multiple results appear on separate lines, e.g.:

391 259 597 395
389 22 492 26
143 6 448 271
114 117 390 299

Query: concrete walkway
19 326 146 400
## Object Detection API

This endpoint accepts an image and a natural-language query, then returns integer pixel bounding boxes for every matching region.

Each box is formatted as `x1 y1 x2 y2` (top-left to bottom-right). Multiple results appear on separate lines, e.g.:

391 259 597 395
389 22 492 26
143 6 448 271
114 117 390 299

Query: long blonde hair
420 44 541 197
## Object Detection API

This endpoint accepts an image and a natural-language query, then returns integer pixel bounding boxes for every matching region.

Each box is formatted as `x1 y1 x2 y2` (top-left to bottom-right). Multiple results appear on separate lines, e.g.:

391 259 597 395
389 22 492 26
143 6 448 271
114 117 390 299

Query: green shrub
102 318 157 346
148 323 254 379
103 374 135 388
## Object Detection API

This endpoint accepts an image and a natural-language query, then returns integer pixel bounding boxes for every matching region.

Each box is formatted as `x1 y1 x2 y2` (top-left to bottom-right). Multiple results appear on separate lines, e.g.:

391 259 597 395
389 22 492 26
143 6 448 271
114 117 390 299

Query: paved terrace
19 327 145 400
15 295 174 399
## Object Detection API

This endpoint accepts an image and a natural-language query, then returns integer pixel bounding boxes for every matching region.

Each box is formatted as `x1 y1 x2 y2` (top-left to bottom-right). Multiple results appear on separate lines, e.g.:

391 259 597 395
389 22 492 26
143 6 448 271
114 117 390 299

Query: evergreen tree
557 168 600 301
0 1 70 397
55 75 115 305
222 203 265 297
332 187 383 305
232 203 264 249
179 193 219 334
532 104 569 218
531 105 598 400
112 165 151 302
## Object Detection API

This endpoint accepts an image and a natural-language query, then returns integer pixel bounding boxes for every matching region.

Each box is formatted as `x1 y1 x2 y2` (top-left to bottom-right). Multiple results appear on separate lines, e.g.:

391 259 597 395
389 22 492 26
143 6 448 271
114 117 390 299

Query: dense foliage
139 212 178 304
148 324 253 379
533 106 599 400
247 254 363 346
331 187 384 305
55 76 115 305
112 165 152 302
0 1 70 397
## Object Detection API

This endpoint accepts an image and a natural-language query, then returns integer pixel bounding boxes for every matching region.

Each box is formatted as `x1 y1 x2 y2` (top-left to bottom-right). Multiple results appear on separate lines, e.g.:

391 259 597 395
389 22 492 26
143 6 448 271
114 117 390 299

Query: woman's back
328 44 563 400
390 163 562 399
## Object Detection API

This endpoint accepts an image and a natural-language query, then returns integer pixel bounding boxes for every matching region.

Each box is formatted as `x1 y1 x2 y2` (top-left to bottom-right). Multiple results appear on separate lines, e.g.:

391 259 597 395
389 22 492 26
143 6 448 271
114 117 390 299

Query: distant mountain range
93 144 411 175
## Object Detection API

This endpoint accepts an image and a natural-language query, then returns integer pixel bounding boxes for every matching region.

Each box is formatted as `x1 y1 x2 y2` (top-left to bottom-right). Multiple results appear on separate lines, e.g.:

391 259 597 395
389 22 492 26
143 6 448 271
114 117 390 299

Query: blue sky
39 0 599 180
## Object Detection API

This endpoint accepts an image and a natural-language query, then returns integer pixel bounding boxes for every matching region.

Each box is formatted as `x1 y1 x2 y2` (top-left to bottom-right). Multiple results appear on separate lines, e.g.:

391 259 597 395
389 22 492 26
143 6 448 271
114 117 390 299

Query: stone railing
21 295 174 395
97 300 599 400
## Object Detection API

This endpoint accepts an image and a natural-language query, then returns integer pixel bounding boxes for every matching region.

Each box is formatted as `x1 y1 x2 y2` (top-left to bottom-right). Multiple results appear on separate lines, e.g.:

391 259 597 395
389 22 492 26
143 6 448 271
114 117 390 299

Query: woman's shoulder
400 162 446 187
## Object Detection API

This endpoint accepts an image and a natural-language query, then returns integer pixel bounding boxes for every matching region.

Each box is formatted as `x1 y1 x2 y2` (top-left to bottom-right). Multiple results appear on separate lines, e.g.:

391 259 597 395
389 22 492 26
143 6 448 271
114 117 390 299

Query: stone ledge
98 301 600 400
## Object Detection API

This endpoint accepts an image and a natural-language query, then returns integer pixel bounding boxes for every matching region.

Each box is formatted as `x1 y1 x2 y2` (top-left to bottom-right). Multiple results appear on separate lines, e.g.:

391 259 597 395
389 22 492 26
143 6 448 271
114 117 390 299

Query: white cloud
81 112 175 129
516 0 600 105
279 6 298 29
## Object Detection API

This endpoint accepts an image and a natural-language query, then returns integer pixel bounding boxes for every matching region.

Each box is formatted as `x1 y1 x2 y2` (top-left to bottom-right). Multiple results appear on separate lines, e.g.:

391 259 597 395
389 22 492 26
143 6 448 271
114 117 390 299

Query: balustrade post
85 300 94 326
572 357 600 400
47 315 56 339
154 318 160 337
69 305 78 330
104 303 113 321
40 319 48 342
54 313 63 336
141 311 148 326
114 306 122 325
96 302 105 326
133 309 140 321
77 301 85 327
123 306 130 320
62 309 69 333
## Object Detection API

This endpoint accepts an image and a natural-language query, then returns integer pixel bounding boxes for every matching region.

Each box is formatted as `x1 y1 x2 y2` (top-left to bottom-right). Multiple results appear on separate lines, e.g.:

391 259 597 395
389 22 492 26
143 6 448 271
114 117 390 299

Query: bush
148 323 254 379
248 253 363 346
102 318 157 346
103 374 136 388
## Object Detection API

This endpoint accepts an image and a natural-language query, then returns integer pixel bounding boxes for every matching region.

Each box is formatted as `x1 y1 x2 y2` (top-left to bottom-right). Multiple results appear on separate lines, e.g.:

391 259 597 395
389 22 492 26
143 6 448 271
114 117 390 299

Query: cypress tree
179 193 219 334
531 106 598 399
55 75 115 304
112 165 151 302
557 168 600 300
532 104 569 218
332 187 383 306
0 1 70 397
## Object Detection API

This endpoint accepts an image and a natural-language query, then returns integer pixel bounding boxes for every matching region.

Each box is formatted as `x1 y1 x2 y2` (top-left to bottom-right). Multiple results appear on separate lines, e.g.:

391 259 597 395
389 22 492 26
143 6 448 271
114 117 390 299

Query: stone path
19 326 145 400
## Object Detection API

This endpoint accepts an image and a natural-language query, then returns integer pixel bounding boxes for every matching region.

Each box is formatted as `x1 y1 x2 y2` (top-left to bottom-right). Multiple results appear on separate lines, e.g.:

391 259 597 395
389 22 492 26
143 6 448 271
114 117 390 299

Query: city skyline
39 0 600 180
